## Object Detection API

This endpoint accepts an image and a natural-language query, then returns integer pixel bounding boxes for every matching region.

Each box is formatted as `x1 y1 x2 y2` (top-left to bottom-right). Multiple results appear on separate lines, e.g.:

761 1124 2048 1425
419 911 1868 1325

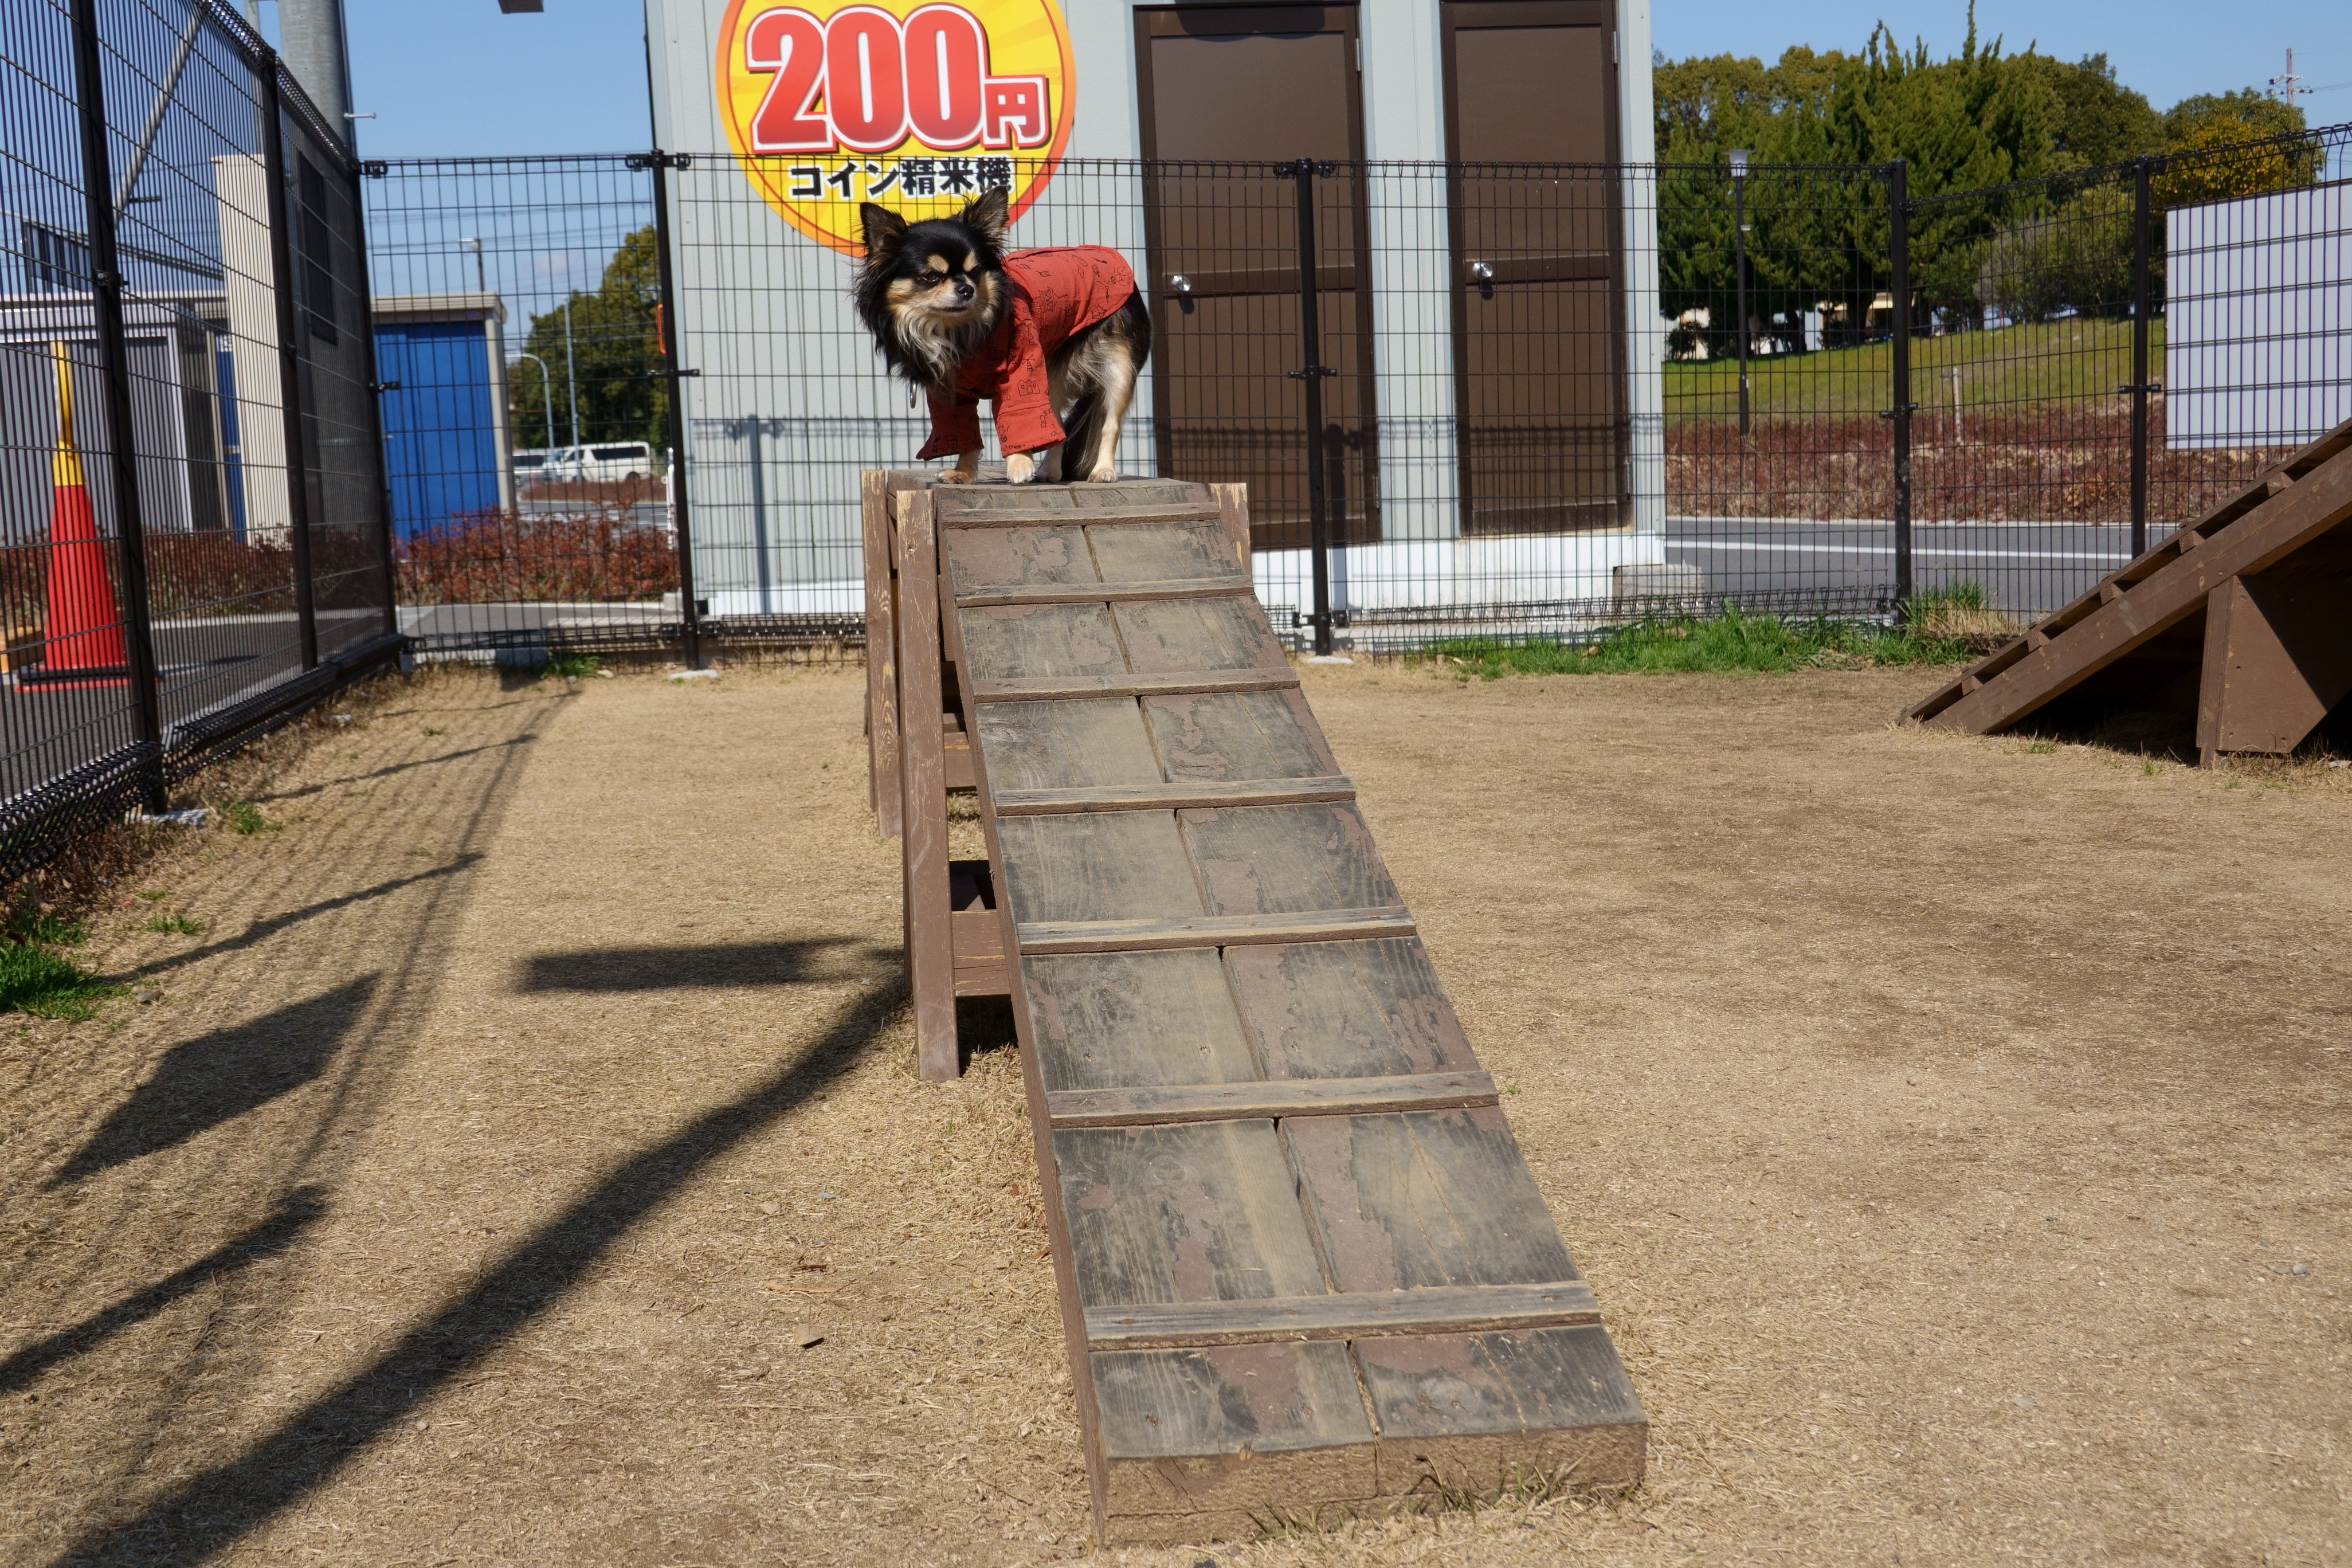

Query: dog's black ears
859 202 908 256
959 189 1009 248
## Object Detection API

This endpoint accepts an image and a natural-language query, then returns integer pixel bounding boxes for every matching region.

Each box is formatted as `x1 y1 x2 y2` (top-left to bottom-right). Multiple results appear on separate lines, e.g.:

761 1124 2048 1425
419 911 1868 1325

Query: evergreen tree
508 225 667 456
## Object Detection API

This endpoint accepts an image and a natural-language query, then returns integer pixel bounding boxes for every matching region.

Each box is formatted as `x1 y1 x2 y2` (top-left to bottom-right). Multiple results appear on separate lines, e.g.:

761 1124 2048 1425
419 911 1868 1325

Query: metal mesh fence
362 126 2344 663
0 0 395 880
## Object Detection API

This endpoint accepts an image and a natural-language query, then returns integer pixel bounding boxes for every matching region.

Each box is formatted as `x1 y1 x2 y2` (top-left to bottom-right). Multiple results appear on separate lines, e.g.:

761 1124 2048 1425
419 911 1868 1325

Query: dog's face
857 191 1009 339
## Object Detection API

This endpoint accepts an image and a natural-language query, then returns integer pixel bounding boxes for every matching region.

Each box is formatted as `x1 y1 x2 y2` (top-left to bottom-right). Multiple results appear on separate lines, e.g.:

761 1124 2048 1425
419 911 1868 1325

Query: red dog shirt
915 246 1139 461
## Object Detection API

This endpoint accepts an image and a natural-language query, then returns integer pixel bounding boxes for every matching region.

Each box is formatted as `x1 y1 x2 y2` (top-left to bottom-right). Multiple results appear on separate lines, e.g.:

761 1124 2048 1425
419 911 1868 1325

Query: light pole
1730 147 1750 441
561 295 583 478
515 351 556 458
457 236 485 293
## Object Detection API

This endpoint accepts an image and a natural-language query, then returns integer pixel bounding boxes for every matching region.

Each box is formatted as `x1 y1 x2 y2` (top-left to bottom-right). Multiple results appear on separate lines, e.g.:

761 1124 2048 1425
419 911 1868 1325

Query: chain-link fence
0 0 397 880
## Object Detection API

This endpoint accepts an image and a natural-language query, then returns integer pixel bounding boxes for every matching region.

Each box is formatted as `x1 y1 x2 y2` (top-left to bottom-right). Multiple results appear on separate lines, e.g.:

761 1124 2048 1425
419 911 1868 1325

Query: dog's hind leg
1084 354 1139 482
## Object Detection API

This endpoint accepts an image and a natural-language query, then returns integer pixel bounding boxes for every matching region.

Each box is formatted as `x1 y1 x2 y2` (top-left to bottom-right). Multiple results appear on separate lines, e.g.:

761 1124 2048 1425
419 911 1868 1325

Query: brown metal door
1442 1 1628 535
1135 5 1379 547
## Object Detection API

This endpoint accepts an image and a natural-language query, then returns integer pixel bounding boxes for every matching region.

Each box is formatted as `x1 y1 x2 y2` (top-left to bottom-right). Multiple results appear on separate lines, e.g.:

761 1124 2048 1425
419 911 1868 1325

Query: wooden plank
1285 1109 1575 1291
1086 520 1249 585
995 811 1205 927
994 776 1355 816
974 669 1297 702
1146 689 1342 783
1224 937 1481 1079
1018 907 1416 955
1055 1118 1330 1303
1083 1280 1600 1349
957 579 1254 609
973 696 1163 793
1180 803 1400 916
958 602 1126 683
860 470 903 836
2196 556 2352 763
934 480 1204 512
1925 445 2352 733
1046 1071 1500 1128
1092 1343 1376 1538
1115 596 1290 673
943 524 1096 594
1355 1326 1648 1489
894 488 957 1081
1207 481 1252 569
939 502 1224 528
1024 948 1259 1092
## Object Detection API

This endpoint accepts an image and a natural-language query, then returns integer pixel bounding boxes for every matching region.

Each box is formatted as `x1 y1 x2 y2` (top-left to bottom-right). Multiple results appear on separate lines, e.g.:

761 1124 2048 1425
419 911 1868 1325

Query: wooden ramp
1907 417 2352 760
875 472 1647 1543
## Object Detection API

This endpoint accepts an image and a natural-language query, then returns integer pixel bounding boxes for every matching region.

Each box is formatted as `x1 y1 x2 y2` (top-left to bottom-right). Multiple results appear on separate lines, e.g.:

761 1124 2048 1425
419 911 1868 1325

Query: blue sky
276 0 2347 160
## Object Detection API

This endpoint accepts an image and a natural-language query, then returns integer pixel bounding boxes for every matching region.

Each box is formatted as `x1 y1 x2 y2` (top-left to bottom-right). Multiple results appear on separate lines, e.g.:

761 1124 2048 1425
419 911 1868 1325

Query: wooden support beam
2196 567 2352 765
1046 1071 1499 1128
938 503 1224 528
895 488 958 1080
955 579 1251 609
859 469 903 837
993 776 1355 816
973 669 1298 703
1018 907 1416 955
1084 1281 1600 1350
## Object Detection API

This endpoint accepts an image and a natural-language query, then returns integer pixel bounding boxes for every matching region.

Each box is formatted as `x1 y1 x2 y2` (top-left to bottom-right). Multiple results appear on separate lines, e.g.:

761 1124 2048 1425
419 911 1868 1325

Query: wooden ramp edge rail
1904 417 2352 763
863 471 1647 1545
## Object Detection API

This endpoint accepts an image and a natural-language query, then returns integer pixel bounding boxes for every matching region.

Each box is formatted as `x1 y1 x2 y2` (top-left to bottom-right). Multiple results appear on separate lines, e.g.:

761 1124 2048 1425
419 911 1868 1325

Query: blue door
374 319 500 538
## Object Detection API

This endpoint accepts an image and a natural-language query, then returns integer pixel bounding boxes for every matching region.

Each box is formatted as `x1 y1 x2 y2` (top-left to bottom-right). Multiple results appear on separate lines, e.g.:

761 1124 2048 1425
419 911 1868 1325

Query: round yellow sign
714 0 1076 257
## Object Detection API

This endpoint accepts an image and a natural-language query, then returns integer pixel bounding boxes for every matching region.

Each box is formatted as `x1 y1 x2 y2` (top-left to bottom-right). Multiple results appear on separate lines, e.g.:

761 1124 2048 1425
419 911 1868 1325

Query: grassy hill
1663 317 2162 421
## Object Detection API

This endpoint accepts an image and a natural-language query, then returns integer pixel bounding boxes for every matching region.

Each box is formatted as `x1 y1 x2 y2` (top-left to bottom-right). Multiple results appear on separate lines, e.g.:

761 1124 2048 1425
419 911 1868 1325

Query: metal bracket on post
644 148 704 669
1885 160 1915 620
66 0 168 810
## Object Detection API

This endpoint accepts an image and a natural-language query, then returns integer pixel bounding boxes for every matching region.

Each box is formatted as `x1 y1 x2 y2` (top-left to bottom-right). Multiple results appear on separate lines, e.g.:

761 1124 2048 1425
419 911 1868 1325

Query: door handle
1467 261 1493 283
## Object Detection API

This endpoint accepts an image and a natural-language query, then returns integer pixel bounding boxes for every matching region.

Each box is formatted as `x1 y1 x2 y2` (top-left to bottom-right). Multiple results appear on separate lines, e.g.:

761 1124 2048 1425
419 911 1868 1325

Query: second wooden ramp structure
901 474 1647 1542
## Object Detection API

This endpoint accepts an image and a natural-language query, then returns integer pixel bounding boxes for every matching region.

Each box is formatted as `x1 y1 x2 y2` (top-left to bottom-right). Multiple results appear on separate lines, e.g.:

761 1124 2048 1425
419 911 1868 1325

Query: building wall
645 0 1661 615
2167 179 2350 450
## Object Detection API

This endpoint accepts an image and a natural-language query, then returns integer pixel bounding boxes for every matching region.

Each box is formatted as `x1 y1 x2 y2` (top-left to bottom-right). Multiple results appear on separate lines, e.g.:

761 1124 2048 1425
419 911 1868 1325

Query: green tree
2157 90 2320 206
2012 53 2162 170
509 225 667 454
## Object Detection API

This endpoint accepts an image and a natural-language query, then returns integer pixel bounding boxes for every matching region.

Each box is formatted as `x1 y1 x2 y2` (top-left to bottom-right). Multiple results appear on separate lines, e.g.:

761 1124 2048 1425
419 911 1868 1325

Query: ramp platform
867 471 1646 1543
1906 418 2352 759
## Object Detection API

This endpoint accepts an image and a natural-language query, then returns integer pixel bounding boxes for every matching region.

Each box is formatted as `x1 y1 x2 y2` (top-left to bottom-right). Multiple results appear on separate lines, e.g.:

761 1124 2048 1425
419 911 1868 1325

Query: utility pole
2271 48 2306 106
1730 147 1751 441
562 296 583 476
279 0 356 148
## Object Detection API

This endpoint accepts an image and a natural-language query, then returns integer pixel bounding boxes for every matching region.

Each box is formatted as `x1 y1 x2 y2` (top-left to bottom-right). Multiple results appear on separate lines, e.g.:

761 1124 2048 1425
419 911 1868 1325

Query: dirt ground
2 659 2346 1567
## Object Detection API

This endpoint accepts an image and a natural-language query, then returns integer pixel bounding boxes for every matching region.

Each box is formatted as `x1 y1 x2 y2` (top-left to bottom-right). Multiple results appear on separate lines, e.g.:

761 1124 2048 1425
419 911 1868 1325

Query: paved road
1667 516 2145 619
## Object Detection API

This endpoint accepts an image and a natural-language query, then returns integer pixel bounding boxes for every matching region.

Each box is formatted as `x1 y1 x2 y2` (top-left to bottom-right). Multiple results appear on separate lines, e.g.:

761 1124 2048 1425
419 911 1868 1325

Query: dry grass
3 663 2346 1566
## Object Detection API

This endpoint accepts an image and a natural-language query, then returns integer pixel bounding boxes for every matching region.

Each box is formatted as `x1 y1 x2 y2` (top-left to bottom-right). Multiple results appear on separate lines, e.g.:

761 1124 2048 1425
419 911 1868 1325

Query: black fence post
66 0 167 810
352 160 402 642
2128 156 2154 558
645 149 703 670
1885 160 1915 617
259 60 322 671
1283 159 1336 658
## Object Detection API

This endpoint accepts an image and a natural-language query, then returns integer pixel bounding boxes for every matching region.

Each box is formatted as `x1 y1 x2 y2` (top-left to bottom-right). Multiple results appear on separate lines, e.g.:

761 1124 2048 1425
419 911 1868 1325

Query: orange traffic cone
22 340 130 687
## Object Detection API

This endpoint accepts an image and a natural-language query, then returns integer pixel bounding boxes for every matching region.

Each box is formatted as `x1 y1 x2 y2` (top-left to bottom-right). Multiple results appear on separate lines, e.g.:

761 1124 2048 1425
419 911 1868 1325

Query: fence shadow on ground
40 968 906 1568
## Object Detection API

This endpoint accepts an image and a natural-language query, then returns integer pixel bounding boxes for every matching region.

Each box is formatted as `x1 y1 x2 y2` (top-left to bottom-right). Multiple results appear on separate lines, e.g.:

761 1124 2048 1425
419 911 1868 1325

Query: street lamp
457 236 485 293
1730 147 1751 441
561 296 583 479
515 351 556 460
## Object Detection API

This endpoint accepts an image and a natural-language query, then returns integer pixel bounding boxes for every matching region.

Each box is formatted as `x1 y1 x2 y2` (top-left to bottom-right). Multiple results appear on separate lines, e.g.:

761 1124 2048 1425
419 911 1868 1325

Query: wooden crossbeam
955 579 1251 609
938 503 1224 528
1084 1281 1601 1350
1046 1071 1499 1128
972 669 1297 702
992 775 1355 815
1016 906 1416 955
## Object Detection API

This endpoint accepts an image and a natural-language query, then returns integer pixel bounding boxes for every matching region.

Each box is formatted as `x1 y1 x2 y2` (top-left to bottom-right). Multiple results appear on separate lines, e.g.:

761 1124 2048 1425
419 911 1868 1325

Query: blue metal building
373 293 512 538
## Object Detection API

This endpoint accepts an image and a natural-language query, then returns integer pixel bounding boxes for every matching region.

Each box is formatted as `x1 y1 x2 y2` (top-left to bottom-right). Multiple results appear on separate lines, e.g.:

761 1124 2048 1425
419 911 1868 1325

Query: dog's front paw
1003 452 1038 484
938 469 973 484
1086 461 1117 482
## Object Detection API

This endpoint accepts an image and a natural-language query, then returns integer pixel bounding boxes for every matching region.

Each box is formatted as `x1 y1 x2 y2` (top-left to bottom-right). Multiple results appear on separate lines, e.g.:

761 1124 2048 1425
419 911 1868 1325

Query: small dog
855 190 1151 484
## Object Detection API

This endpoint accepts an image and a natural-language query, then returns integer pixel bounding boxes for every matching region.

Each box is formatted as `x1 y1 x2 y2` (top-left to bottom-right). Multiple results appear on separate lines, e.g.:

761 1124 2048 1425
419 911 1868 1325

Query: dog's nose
950 278 974 302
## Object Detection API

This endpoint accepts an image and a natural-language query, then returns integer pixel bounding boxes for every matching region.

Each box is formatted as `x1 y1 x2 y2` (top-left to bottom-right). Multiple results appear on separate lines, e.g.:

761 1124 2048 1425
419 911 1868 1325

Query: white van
515 444 663 484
